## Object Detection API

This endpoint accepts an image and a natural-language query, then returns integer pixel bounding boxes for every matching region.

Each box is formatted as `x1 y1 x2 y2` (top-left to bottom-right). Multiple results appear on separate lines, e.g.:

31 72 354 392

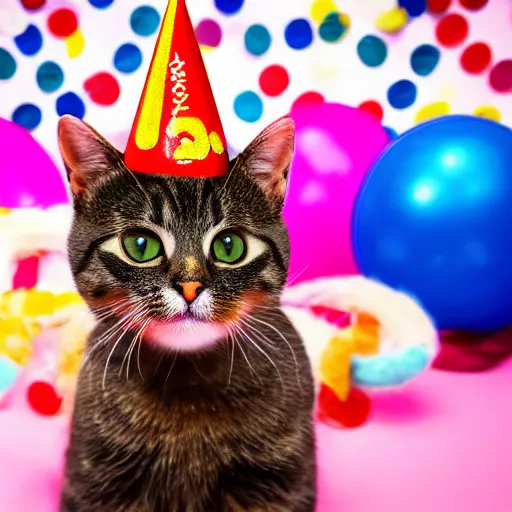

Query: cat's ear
238 116 295 206
58 115 123 197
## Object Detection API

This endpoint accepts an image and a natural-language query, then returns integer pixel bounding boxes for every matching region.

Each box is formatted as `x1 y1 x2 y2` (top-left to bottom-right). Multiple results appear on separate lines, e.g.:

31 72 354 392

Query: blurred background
1 1 512 511
2 0 511 169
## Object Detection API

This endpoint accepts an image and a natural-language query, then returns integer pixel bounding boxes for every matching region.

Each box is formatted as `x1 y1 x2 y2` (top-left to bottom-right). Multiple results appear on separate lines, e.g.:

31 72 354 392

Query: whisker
287 264 310 286
232 326 255 376
238 317 277 351
249 315 302 394
82 309 140 368
102 331 127 392
235 324 283 389
122 309 149 380
164 351 179 387
136 318 151 382
227 331 235 388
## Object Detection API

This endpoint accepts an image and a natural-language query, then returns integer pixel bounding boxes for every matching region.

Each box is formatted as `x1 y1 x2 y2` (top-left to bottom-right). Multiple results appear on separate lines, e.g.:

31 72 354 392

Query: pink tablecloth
1 358 511 511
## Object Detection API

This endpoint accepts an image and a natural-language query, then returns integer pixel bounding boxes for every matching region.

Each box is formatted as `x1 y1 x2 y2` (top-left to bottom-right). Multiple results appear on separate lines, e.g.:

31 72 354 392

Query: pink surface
1 342 511 511
317 357 512 512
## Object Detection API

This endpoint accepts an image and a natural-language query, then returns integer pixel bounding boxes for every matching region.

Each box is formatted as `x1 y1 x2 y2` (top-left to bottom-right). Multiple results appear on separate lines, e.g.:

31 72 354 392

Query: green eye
122 231 163 263
212 231 246 264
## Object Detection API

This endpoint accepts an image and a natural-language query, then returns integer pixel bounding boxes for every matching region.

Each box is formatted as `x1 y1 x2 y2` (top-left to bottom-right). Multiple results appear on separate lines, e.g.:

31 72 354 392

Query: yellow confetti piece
320 329 355 401
474 105 501 123
66 28 85 59
311 0 338 23
353 312 380 356
415 101 450 124
23 290 56 317
0 207 10 215
376 7 408 34
54 292 84 310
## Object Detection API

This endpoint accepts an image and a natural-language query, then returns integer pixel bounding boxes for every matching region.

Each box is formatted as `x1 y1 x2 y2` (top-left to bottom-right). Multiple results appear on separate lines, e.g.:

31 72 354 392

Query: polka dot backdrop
0 0 511 172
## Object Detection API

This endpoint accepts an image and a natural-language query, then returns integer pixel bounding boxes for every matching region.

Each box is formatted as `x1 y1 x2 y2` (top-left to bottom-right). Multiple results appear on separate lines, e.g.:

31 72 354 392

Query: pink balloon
284 103 390 285
0 118 69 208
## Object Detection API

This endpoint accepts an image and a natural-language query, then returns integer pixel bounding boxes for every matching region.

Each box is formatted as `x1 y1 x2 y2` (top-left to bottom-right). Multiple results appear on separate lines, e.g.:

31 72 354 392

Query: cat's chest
98 381 253 468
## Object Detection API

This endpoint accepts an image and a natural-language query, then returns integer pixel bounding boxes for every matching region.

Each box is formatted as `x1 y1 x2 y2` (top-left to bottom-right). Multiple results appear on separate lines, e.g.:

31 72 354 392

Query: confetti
259 65 290 97
376 8 408 34
460 42 491 74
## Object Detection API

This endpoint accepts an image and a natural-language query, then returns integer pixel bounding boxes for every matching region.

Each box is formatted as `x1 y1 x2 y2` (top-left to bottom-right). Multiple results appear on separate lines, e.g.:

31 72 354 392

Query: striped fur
58 116 316 512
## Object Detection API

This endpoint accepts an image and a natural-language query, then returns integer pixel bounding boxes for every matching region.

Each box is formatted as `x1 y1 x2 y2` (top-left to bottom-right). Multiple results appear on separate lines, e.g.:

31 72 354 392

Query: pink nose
177 281 204 303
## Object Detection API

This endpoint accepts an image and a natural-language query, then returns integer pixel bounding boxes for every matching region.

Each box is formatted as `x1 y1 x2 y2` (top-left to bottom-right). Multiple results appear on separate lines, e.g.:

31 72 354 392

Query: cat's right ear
58 115 122 197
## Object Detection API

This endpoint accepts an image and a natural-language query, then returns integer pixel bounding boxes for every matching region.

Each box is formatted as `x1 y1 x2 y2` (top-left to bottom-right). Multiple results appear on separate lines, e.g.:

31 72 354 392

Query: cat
57 113 316 512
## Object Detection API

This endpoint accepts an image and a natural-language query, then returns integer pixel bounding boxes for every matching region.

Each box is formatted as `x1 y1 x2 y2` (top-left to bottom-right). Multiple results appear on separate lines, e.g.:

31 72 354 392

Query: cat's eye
121 231 163 263
211 231 246 265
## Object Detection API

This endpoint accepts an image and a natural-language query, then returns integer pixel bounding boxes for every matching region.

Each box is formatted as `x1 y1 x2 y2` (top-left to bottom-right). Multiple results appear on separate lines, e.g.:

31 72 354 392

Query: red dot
489 60 512 93
358 100 384 121
84 72 121 106
436 14 469 48
460 42 492 74
291 91 325 111
48 8 78 38
459 0 488 11
427 0 452 13
21 0 46 10
259 65 290 97
27 381 63 416
317 384 371 429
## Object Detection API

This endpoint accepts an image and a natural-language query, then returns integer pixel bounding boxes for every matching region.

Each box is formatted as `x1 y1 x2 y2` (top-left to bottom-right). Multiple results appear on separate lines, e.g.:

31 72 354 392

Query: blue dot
285 19 313 50
36 61 64 93
12 103 42 130
357 35 387 67
214 0 244 15
0 48 16 79
387 79 417 109
384 126 398 140
245 24 271 56
398 0 426 17
130 6 161 37
56 92 86 119
410 44 440 77
319 12 347 43
0 357 18 393
114 43 142 73
234 91 263 123
14 24 43 56
88 0 114 7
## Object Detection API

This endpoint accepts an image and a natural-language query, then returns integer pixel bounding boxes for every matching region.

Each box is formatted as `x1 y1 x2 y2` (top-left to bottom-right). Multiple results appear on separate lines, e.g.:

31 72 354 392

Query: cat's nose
174 281 205 304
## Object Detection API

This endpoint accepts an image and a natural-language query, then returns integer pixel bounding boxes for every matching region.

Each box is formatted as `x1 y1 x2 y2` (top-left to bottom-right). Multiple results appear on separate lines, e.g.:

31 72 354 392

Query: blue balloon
352 115 512 332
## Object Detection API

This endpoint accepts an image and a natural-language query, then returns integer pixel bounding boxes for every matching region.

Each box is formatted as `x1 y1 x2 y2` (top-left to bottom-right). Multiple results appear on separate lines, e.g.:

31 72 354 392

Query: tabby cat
57 113 316 512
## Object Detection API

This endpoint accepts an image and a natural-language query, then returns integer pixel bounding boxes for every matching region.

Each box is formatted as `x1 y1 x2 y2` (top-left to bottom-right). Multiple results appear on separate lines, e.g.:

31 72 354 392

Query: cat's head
58 115 294 352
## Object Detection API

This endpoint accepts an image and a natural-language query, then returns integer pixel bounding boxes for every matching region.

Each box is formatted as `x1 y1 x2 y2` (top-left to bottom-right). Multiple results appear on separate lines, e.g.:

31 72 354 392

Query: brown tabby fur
58 114 316 512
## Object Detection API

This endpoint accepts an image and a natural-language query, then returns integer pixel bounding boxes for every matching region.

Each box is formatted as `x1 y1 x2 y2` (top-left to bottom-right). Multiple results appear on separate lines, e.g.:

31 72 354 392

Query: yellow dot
311 0 338 23
376 7 408 33
473 105 501 123
338 12 351 30
0 208 10 215
200 45 215 53
66 28 85 59
415 102 450 124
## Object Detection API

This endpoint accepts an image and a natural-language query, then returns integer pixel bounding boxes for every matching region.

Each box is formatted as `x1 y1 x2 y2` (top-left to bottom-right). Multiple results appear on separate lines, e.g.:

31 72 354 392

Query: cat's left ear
238 116 295 207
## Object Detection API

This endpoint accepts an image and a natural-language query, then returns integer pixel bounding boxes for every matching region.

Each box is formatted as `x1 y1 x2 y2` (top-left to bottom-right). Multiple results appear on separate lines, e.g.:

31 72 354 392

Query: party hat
124 0 228 177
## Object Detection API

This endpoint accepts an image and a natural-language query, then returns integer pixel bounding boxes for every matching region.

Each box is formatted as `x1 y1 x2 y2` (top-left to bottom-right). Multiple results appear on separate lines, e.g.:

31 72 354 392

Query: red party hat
124 0 229 177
